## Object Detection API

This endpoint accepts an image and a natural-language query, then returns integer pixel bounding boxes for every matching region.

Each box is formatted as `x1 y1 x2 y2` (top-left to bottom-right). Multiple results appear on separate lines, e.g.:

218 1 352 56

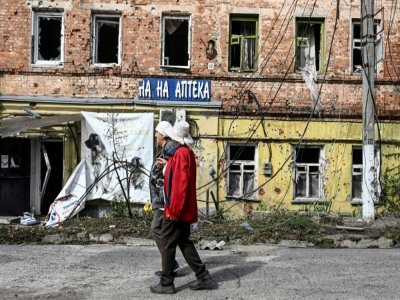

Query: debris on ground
0 213 399 248
200 240 226 250
20 212 41 226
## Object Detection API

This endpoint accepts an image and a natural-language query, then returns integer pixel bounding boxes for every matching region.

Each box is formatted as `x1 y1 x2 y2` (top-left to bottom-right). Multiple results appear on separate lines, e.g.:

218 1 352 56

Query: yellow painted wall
2 99 400 217
209 117 400 217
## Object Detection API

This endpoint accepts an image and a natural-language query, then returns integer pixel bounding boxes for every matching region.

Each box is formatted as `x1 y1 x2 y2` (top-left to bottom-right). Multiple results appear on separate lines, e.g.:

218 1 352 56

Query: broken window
351 146 381 204
32 12 64 65
92 15 121 65
229 15 258 72
352 147 363 200
296 19 324 73
351 20 382 73
227 145 256 198
161 15 190 68
294 147 322 200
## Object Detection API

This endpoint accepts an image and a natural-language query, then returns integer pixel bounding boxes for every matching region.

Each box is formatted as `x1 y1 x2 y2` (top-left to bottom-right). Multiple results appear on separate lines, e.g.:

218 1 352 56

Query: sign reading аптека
138 78 211 101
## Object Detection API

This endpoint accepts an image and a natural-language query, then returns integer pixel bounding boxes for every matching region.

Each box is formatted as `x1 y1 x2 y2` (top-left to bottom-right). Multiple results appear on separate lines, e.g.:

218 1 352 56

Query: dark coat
149 140 175 209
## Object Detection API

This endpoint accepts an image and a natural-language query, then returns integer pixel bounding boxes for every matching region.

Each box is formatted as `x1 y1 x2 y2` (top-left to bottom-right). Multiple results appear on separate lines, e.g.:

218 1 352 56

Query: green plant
380 170 400 216
352 206 362 218
110 197 128 218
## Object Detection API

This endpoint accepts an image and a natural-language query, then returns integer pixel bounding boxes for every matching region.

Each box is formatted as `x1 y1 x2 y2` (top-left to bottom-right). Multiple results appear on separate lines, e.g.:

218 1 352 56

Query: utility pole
361 0 376 222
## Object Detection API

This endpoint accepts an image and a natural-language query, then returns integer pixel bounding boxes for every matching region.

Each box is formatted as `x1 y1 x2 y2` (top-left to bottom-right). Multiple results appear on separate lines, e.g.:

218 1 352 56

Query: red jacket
163 145 198 224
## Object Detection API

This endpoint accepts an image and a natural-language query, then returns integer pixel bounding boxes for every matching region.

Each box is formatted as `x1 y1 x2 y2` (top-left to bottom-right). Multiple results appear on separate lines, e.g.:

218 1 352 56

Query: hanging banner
81 112 153 202
45 112 154 226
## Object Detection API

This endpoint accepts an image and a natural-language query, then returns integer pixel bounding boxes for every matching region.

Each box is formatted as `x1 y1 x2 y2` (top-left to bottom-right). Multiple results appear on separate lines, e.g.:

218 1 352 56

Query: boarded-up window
32 12 64 65
161 15 190 68
92 15 120 65
227 145 256 197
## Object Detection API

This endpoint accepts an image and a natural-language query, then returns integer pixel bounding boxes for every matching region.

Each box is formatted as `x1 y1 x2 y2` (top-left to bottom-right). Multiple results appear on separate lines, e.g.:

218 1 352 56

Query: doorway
0 138 31 216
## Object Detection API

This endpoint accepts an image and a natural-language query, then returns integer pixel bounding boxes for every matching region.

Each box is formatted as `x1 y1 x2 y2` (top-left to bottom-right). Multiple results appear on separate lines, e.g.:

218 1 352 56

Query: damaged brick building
1 0 400 217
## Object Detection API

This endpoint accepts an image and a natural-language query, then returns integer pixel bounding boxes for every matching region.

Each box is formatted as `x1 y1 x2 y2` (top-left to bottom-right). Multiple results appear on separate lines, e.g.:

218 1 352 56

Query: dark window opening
296 21 323 73
95 17 120 64
352 148 362 164
352 148 363 199
38 16 62 61
229 145 255 161
229 16 257 72
352 21 380 73
295 148 320 163
163 17 189 67
294 147 321 199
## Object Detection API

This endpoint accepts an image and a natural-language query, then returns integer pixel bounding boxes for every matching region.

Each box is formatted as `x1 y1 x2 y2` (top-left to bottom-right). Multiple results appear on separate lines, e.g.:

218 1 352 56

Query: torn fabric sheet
45 159 87 227
301 69 324 114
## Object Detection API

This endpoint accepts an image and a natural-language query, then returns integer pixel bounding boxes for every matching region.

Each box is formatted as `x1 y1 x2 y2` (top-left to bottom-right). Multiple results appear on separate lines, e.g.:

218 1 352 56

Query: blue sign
138 78 211 101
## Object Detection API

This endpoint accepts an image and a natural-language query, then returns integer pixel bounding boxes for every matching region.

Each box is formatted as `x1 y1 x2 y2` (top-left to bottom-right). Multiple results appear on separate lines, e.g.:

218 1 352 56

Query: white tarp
46 112 153 226
46 160 87 226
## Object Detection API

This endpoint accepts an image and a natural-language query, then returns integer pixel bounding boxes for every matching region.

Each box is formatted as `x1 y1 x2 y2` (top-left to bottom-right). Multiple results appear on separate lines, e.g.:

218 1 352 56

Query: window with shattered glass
295 19 324 73
161 15 190 68
229 15 258 72
294 147 321 199
352 147 363 200
32 12 63 65
227 145 256 198
92 15 121 65
351 146 381 204
351 20 382 73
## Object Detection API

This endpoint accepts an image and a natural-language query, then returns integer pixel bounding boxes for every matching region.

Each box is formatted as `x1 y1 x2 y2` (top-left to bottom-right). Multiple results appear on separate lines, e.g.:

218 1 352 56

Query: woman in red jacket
150 121 214 294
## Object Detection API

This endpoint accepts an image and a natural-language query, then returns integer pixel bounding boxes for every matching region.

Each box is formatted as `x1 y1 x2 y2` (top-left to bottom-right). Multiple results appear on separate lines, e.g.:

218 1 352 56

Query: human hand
156 158 167 166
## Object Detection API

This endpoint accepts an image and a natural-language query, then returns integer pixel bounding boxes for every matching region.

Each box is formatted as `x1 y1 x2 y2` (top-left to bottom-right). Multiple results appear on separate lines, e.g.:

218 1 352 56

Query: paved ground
1 244 400 300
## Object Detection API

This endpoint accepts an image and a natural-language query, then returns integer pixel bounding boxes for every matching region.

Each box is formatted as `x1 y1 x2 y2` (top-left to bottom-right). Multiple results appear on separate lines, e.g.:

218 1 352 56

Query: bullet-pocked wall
1 0 400 217
214 118 400 217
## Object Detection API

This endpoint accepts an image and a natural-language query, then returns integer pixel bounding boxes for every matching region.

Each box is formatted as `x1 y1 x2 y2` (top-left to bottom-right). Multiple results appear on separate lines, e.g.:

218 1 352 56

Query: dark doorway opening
0 138 31 216
40 141 63 215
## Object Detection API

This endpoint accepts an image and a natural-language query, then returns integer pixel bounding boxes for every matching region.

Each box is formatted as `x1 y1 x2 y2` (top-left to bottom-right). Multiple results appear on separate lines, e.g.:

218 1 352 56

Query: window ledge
226 196 260 202
292 198 328 204
91 63 120 68
161 65 190 71
32 62 64 68
351 199 381 205
351 198 362 205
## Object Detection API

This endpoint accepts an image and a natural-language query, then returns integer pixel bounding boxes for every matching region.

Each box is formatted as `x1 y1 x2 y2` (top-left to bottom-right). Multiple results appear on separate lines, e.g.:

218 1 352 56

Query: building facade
1 0 400 217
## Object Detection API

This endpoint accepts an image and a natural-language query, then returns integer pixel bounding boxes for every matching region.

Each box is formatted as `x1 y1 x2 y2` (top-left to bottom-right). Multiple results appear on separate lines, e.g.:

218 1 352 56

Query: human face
155 131 165 146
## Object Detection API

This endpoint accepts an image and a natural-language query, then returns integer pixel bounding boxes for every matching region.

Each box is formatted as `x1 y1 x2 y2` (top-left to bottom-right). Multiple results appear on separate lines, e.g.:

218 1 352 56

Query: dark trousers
151 209 164 253
160 218 206 286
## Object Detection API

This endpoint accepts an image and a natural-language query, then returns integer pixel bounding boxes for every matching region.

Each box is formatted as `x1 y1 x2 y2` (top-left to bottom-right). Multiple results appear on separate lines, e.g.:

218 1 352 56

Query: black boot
189 271 215 290
150 283 176 294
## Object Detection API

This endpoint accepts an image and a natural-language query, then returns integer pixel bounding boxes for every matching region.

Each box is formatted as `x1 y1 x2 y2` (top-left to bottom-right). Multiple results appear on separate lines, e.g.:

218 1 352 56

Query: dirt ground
1 212 400 247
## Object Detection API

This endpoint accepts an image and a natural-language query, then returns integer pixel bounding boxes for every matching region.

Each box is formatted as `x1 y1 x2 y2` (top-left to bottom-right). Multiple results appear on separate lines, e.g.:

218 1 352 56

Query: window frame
31 11 64 66
292 146 325 203
226 144 258 199
351 147 363 202
350 20 383 74
91 13 122 67
160 14 191 70
295 18 325 74
228 14 259 72
351 146 381 205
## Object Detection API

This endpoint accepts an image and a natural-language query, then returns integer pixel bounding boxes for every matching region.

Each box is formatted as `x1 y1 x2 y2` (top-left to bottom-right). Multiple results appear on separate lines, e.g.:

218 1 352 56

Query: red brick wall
1 0 399 118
